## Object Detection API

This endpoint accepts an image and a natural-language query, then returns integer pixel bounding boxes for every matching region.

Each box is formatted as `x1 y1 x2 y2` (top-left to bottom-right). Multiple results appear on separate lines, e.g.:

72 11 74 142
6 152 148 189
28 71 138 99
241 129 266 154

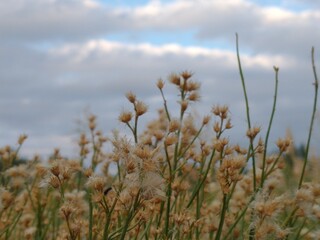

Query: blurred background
0 0 319 158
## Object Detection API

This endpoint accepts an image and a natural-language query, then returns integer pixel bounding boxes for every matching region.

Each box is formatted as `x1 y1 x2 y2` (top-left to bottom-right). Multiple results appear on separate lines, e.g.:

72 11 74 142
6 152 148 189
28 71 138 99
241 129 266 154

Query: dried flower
135 101 148 116
118 111 133 123
126 91 136 103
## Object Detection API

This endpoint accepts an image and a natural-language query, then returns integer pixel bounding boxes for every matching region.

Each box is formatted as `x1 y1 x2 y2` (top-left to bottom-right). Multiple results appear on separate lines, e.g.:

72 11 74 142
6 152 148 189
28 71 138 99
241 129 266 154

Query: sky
1 0 320 158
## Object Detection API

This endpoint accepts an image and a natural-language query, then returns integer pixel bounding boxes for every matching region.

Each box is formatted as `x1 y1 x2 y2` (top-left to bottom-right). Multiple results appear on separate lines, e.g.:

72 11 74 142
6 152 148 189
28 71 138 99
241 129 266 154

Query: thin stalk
164 142 172 237
119 190 141 240
261 67 279 188
164 182 172 238
298 47 319 189
196 193 200 240
0 212 22 239
88 191 93 240
159 88 171 121
294 218 307 240
109 221 141 240
90 129 98 171
103 196 118 240
236 33 257 240
186 148 216 208
134 115 139 144
236 33 256 191
138 217 153 240
214 194 227 240
178 123 205 159
263 151 283 179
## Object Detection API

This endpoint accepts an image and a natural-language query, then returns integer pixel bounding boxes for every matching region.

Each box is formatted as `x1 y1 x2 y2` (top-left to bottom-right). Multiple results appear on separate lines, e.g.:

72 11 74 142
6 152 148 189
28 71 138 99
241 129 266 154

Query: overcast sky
1 0 320 158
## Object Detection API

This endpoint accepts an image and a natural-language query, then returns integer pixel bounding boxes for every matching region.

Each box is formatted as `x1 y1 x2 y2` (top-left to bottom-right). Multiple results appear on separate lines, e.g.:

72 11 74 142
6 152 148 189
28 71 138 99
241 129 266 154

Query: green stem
214 194 227 240
186 149 216 208
261 67 279 188
119 190 141 240
134 115 139 144
298 47 319 189
88 191 93 240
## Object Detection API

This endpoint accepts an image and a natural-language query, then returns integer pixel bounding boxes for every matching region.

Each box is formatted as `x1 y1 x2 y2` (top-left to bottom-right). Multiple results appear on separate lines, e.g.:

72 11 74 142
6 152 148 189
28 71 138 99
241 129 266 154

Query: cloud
0 36 316 156
2 0 319 58
0 0 129 43
0 0 319 156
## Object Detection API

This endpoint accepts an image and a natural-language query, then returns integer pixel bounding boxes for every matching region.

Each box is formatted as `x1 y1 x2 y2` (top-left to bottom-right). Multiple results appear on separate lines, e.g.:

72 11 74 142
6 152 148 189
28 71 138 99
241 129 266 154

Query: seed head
119 111 133 123
135 101 148 116
88 115 96 131
50 164 61 177
126 91 136 103
180 100 188 112
49 176 60 189
246 126 261 140
169 73 181 86
157 79 164 89
180 70 193 81
225 119 232 129
212 105 229 119
186 81 200 91
276 137 291 152
169 119 180 132
18 134 28 145
165 135 178 146
202 115 210 125
60 203 75 220
188 92 200 101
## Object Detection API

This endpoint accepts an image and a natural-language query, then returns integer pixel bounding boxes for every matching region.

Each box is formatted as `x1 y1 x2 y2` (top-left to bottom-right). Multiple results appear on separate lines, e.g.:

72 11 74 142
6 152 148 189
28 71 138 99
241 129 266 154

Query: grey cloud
1 0 319 157
0 0 130 43
1 38 317 156
1 0 319 59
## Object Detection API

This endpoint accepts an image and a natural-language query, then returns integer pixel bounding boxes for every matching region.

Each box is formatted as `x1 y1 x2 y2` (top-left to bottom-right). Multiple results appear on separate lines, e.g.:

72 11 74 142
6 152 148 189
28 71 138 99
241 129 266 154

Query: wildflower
165 134 178 146
86 175 107 193
180 100 189 112
18 134 28 145
156 78 164 89
88 115 96 131
135 101 148 116
5 164 29 178
118 111 133 123
202 115 210 125
246 126 261 140
126 91 136 103
60 203 76 220
0 188 15 209
169 73 181 86
188 91 200 101
180 70 193 81
276 137 291 152
186 81 200 91
212 105 229 119
217 156 246 194
168 118 180 132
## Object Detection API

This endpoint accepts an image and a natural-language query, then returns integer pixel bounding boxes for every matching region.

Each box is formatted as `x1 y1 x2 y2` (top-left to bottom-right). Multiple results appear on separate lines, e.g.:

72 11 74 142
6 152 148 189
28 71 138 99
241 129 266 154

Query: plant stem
261 66 279 188
298 47 319 189
215 194 227 240
236 33 257 191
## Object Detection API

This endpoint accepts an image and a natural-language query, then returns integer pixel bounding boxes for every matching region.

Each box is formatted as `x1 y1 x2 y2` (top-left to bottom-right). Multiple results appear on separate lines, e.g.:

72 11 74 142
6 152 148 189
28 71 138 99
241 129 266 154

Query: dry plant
0 36 319 240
